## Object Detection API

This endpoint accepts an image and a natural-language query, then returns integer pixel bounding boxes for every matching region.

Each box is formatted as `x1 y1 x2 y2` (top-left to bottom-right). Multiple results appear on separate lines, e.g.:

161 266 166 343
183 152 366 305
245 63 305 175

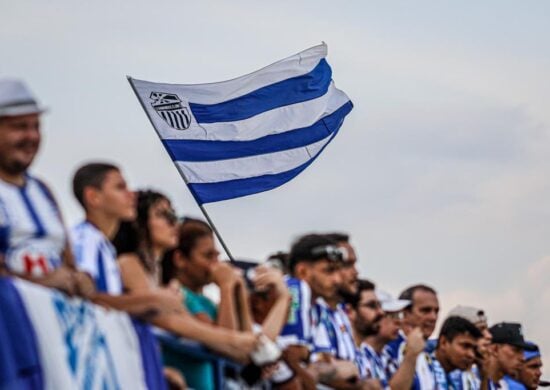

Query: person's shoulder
71 221 103 244
118 252 141 267
503 376 526 390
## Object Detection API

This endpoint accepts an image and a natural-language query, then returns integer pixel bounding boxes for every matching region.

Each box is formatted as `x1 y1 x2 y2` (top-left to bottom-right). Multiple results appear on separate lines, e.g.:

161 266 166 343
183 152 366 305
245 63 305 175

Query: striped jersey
70 221 122 295
314 299 356 361
278 276 314 349
385 330 437 390
359 342 391 388
448 368 482 390
0 175 65 276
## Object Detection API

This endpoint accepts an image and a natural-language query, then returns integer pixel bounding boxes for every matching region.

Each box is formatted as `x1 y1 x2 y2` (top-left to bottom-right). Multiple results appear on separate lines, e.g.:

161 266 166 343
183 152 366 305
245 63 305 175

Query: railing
153 328 242 389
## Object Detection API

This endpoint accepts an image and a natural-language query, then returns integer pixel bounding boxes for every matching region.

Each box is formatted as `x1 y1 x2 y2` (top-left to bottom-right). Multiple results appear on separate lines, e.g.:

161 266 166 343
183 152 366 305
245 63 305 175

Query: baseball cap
489 322 537 351
0 79 46 117
523 341 540 361
447 305 487 325
376 290 410 312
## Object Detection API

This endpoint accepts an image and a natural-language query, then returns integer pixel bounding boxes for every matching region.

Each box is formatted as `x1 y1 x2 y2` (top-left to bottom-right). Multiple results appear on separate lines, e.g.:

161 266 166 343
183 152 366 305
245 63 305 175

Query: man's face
439 333 478 371
0 114 40 175
353 289 384 337
494 344 525 377
307 259 342 301
338 242 359 295
404 289 439 339
475 321 492 356
94 170 136 221
378 312 403 342
519 357 543 390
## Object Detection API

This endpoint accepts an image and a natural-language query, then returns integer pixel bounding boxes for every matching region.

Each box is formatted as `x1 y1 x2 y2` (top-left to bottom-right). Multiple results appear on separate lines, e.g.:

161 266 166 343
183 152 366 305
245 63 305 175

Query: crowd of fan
0 79 545 390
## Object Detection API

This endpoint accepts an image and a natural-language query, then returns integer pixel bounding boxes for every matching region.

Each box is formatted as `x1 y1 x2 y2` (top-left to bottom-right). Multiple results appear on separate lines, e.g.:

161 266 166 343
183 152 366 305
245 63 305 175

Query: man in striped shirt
0 79 89 295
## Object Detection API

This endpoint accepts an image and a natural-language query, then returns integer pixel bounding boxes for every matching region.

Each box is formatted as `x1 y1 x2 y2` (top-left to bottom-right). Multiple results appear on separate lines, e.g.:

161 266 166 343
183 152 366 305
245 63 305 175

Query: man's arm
389 328 425 390
90 288 183 316
255 267 292 341
210 262 241 330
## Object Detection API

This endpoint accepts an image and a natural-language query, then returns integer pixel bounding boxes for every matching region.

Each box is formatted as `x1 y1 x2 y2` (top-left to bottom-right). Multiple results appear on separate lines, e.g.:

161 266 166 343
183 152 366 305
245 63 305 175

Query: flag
128 43 353 204
9 279 153 390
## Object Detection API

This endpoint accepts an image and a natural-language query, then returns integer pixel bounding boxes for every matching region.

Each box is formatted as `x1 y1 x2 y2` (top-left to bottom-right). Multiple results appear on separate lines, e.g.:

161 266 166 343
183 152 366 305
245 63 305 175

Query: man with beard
362 290 417 389
313 233 359 364
325 233 359 296
386 284 440 389
432 316 482 389
342 279 387 389
0 79 88 295
487 323 537 390
277 234 362 387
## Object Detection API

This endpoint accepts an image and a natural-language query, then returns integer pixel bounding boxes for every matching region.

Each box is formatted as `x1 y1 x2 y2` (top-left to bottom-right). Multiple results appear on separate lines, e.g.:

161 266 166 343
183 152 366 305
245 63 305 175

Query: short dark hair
72 162 119 208
288 234 337 273
342 279 376 309
324 232 350 243
399 284 437 311
438 316 482 344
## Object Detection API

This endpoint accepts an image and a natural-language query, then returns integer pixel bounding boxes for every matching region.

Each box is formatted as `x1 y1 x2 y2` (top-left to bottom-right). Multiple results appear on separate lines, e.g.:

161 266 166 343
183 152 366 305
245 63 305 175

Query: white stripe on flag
163 83 348 141
177 134 331 184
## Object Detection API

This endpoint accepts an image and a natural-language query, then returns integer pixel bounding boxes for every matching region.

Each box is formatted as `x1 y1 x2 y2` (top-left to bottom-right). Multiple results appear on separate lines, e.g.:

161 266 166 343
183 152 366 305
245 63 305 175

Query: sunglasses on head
310 245 346 262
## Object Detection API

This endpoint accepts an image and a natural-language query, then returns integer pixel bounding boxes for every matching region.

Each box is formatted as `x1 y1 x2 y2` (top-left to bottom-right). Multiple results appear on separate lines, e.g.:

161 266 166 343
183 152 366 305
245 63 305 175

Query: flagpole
126 76 236 262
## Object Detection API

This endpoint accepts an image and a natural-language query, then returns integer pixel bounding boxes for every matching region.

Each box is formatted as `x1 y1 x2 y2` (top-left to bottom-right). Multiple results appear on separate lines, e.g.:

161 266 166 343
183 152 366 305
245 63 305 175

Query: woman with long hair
113 190 258 363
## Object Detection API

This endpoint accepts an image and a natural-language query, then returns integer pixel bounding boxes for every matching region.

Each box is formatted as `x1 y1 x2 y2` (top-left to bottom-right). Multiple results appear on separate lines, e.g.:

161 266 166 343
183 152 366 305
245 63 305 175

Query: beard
356 314 384 337
0 142 38 175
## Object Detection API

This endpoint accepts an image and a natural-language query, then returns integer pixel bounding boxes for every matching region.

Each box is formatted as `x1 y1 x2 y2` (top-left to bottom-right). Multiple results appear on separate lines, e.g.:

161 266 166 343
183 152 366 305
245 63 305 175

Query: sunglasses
360 300 382 310
155 209 178 225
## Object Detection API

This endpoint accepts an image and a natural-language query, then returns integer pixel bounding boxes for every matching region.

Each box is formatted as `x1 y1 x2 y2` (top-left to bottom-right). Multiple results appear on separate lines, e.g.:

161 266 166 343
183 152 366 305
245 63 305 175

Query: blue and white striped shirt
0 175 65 276
314 299 356 361
70 221 122 295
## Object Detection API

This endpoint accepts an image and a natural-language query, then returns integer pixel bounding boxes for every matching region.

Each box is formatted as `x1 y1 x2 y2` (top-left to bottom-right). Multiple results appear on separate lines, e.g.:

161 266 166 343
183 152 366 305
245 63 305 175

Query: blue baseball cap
524 341 541 361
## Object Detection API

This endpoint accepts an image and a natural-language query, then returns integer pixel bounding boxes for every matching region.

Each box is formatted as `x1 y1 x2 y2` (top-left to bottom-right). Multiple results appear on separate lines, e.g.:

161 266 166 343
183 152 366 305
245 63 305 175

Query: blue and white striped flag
128 43 352 204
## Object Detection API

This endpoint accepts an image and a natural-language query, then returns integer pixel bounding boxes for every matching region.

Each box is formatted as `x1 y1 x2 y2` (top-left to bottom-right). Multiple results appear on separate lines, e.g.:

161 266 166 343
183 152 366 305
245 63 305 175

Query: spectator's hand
163 366 187 389
153 287 183 313
166 278 181 294
74 271 96 299
253 266 287 296
282 345 310 363
332 359 359 381
44 265 77 295
405 327 426 357
210 262 240 289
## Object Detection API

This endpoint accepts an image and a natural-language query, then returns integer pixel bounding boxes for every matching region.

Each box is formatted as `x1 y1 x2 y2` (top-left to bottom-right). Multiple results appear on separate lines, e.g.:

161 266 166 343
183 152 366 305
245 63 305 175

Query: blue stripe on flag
163 101 352 162
187 120 343 204
189 59 332 124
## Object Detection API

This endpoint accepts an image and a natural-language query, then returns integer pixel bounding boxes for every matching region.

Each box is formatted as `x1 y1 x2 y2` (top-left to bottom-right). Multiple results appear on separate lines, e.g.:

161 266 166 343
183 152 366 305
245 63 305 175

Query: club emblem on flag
150 92 192 130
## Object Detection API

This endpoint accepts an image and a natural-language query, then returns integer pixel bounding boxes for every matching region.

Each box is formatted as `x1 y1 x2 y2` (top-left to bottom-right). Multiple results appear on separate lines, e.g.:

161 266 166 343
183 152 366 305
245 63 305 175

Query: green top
162 286 218 390
182 286 218 321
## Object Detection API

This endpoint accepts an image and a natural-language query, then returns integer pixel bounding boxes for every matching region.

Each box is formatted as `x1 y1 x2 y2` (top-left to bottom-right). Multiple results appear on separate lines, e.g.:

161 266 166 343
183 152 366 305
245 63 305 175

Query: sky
2 0 549 371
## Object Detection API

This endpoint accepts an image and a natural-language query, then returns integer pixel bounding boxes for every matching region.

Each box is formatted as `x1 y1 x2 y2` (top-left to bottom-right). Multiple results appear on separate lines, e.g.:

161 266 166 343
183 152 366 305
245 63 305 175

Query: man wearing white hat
0 79 87 294
361 290 426 390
